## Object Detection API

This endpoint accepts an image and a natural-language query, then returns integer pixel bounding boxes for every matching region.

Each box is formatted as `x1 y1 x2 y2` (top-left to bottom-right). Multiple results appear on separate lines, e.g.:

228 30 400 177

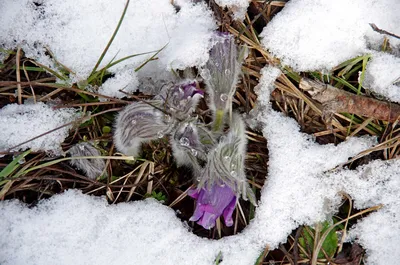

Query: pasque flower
114 100 173 156
202 33 240 113
200 113 255 193
189 113 256 229
188 183 237 229
114 80 202 157
158 80 204 121
113 32 256 231
171 122 206 173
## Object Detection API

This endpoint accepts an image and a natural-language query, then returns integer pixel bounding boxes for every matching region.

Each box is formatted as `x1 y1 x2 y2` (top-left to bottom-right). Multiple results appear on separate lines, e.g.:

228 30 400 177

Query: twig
299 78 400 122
16 48 22 104
370 23 400 40
22 61 37 103
293 226 303 265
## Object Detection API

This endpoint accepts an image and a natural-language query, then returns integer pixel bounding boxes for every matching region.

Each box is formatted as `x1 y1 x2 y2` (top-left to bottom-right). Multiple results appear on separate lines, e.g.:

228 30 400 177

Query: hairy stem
212 109 225 132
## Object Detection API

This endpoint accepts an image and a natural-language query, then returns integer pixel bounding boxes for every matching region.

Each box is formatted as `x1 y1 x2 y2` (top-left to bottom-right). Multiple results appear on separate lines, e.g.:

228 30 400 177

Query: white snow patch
254 66 281 106
0 190 219 265
260 0 400 71
0 0 216 93
330 159 400 265
254 67 400 265
364 52 400 103
98 68 139 99
0 102 79 155
214 0 250 20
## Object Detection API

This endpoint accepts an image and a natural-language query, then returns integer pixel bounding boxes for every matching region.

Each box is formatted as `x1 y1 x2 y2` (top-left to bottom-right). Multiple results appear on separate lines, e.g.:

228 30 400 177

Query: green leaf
320 223 338 258
299 221 338 259
0 149 32 180
145 191 167 202
214 251 223 265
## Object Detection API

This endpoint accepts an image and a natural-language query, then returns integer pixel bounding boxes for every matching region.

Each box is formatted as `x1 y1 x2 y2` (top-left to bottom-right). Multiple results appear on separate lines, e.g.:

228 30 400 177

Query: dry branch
299 78 400 123
370 23 400 40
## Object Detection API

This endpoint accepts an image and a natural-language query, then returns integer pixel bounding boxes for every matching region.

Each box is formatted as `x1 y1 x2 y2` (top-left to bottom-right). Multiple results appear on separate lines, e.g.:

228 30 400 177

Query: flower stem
212 109 225 132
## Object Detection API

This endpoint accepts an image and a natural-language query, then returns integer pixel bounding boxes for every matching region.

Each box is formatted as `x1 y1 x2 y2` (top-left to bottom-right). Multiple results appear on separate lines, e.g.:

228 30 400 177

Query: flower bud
202 33 241 112
198 113 256 205
114 101 174 156
67 141 106 180
171 123 204 174
158 80 203 121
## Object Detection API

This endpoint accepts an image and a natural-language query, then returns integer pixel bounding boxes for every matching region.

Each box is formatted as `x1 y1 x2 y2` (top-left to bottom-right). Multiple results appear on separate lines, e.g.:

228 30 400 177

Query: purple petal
189 203 205 222
188 188 200 199
182 82 203 98
208 184 235 208
197 212 217 229
189 183 237 229
222 196 237 227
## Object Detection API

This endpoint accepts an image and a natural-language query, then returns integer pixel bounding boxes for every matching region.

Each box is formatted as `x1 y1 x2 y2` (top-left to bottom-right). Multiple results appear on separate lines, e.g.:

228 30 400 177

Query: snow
332 159 400 265
0 190 217 265
214 0 250 20
0 0 216 95
98 67 139 99
364 52 400 103
0 102 80 155
260 0 400 72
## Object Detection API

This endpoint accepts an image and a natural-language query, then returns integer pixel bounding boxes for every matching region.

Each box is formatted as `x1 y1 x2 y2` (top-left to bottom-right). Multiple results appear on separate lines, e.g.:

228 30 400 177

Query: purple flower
197 112 257 206
188 183 237 229
158 80 203 120
181 81 204 98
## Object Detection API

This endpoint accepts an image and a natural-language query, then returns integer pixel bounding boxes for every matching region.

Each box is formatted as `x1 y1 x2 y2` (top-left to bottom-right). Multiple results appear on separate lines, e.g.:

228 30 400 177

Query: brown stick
16 48 22 104
370 23 400 40
299 78 400 122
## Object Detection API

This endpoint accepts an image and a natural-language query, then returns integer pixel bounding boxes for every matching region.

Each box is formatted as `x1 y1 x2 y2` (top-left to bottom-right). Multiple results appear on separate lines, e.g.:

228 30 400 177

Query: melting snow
261 0 400 72
364 52 400 103
98 67 139 99
261 0 400 118
214 0 250 20
0 102 79 155
1 67 399 265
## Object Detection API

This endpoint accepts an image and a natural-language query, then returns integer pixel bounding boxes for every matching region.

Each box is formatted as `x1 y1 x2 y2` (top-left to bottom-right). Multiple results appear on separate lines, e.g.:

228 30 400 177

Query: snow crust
334 159 400 265
0 102 79 154
261 0 400 72
98 68 139 99
364 52 400 103
0 0 216 95
214 0 250 20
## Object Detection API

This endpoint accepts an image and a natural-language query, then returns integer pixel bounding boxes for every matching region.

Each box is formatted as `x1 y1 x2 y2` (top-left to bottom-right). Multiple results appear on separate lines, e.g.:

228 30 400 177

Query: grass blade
90 0 130 75
134 43 168 72
0 149 32 180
